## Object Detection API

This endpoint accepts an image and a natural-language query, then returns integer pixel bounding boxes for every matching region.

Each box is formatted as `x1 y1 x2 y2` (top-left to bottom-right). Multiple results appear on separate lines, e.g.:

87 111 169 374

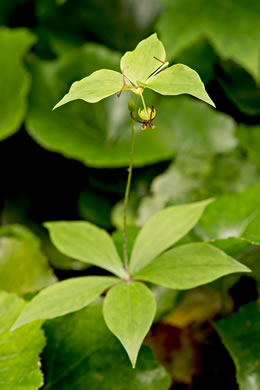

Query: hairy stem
123 111 136 273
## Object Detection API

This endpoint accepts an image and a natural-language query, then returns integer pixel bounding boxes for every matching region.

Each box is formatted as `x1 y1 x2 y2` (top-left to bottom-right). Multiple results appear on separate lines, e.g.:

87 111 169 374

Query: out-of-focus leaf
174 40 217 84
12 276 117 330
237 124 260 168
103 281 156 367
26 43 236 168
135 243 250 289
152 285 179 322
142 64 215 107
0 225 56 294
78 189 112 229
0 27 35 141
36 0 161 52
112 226 141 261
198 184 260 245
137 154 260 226
44 221 127 278
111 196 138 229
215 300 260 390
130 199 212 274
217 61 260 116
163 286 233 328
158 0 260 81
0 291 45 390
42 301 170 390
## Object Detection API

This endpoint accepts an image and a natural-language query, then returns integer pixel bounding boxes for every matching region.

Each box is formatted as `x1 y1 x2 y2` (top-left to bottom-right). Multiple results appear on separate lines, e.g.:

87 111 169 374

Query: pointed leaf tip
44 221 127 278
53 69 123 109
103 281 156 367
144 64 215 107
12 276 117 330
120 33 166 85
130 198 213 274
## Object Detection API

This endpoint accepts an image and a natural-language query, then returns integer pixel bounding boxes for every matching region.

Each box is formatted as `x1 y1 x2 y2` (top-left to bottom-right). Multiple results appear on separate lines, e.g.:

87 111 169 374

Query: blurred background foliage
1 0 260 389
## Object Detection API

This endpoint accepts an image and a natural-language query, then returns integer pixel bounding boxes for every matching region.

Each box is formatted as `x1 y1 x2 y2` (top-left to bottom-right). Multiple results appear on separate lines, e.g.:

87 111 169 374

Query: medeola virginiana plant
12 34 250 368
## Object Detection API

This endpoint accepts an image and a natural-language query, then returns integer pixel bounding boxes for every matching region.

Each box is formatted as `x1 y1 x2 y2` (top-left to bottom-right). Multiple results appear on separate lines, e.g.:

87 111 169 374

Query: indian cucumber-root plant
12 34 250 368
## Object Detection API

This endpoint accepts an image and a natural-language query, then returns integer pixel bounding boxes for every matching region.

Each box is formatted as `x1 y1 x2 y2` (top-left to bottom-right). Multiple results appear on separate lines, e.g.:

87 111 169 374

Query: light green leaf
44 221 127 278
103 281 156 367
158 0 260 81
198 184 260 245
12 276 117 330
215 300 260 390
42 301 170 389
142 64 215 107
134 243 250 289
130 198 212 274
26 45 236 167
0 224 56 294
120 33 166 84
0 291 45 390
0 27 35 141
54 69 123 109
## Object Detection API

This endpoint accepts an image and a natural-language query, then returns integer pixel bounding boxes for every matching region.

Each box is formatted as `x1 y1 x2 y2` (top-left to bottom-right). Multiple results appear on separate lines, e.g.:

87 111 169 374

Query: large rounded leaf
0 27 35 141
0 291 45 390
158 0 260 81
215 300 260 390
42 301 170 389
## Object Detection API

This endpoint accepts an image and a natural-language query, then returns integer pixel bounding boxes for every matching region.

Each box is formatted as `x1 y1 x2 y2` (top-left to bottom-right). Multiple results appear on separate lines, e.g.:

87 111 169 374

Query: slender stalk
123 109 136 274
140 92 148 118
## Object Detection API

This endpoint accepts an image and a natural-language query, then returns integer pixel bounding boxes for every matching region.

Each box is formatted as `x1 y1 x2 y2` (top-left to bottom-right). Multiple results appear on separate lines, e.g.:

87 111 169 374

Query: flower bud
128 99 136 112
138 106 156 121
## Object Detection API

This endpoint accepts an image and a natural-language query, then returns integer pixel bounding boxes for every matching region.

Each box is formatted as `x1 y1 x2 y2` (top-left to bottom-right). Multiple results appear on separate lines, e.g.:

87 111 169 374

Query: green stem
140 92 148 118
123 109 136 274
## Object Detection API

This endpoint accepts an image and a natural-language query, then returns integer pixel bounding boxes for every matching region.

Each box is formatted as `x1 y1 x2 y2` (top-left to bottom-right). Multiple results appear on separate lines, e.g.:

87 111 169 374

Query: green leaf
215 300 260 390
120 33 166 84
0 224 56 294
54 69 123 109
137 153 259 226
134 243 250 289
26 44 236 167
158 0 260 81
237 124 260 168
198 184 260 245
0 291 45 390
12 276 117 330
36 0 161 53
142 64 215 107
78 189 112 229
103 281 156 367
0 27 35 141
44 221 127 278
42 301 170 389
130 198 212 274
